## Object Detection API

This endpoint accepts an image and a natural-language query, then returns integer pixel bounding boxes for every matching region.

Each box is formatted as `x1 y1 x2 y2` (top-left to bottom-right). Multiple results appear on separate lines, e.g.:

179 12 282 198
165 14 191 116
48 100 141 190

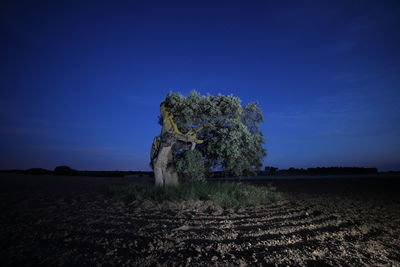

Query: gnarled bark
150 103 203 187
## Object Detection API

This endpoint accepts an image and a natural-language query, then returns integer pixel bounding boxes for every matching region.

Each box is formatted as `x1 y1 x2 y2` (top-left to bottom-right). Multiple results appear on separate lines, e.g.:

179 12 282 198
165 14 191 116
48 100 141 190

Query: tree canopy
162 91 266 177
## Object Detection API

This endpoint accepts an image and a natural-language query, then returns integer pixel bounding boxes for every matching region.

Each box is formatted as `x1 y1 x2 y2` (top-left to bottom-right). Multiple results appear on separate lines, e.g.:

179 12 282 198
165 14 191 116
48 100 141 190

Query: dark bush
54 166 77 175
24 168 52 175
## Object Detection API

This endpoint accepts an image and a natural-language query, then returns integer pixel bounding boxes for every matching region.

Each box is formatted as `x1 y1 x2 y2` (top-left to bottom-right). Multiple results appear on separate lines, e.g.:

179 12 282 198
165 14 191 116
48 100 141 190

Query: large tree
150 91 266 187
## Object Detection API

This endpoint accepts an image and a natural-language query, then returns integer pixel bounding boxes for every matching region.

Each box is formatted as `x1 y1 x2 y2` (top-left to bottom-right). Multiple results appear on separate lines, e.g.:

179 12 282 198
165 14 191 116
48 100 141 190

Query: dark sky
1 0 399 171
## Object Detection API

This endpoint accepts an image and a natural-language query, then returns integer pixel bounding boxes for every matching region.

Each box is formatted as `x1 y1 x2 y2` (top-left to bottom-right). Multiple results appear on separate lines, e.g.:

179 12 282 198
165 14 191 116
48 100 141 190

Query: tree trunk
152 145 178 187
150 103 203 187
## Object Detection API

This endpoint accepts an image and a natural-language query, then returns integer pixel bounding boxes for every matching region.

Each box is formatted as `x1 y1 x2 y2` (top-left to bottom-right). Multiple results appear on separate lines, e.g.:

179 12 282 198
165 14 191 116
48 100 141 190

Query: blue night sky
1 1 399 171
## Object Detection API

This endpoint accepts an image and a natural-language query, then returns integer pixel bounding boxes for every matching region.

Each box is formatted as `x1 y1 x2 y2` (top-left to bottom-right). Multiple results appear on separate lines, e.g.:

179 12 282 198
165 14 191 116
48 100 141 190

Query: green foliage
176 150 206 182
109 182 282 209
163 91 266 177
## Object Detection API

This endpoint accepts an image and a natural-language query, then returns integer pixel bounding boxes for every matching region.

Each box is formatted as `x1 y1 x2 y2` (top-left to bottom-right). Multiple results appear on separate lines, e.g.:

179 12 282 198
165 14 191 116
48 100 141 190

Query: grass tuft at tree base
109 182 282 209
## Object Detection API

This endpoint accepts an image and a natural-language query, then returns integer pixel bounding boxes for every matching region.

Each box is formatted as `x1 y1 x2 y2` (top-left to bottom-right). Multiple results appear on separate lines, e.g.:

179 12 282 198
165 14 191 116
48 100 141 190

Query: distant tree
306 167 378 175
54 166 77 175
150 91 266 187
264 166 278 174
24 168 52 175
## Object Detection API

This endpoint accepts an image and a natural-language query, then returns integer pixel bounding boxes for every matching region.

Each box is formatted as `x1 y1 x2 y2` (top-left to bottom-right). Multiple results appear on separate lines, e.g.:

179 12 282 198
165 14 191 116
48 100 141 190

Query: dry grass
109 182 282 209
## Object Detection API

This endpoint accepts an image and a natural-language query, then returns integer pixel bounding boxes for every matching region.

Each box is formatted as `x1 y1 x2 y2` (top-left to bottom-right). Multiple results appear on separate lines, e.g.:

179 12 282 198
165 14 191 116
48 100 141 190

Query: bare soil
1 173 400 266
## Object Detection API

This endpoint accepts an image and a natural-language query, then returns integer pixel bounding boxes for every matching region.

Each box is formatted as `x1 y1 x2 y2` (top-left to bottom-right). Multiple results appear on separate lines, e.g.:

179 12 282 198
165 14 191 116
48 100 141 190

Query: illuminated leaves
162 91 266 176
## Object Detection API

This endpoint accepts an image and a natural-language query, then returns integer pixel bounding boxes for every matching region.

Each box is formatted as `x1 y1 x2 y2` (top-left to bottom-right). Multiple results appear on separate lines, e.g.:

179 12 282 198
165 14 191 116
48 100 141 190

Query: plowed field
1 174 400 266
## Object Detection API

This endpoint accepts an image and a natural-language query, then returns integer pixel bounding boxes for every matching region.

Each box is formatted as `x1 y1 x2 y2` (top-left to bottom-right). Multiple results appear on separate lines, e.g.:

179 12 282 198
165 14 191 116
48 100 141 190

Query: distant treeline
263 166 378 175
0 166 153 177
203 167 379 178
0 166 382 177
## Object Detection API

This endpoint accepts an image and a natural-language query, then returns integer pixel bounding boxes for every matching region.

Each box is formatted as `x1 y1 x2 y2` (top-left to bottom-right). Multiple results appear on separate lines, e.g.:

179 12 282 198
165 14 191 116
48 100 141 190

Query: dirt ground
1 173 400 266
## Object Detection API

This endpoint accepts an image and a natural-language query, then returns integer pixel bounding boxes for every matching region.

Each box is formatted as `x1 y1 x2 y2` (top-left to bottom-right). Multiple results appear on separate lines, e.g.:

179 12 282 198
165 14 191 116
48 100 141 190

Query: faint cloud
329 41 357 54
0 127 47 135
267 88 400 140
123 93 160 107
325 4 395 55
333 73 370 83
333 68 398 83
28 145 116 152
26 145 135 157
269 111 308 120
